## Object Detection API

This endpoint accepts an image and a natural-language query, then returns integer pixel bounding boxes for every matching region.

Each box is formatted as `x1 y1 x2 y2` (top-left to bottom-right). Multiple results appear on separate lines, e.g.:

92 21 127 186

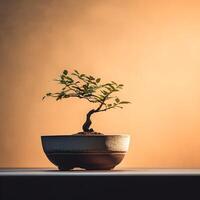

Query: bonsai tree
43 69 131 134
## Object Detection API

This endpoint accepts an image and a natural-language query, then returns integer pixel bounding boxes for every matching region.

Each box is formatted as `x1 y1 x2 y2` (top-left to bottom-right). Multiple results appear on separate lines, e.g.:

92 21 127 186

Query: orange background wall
0 0 200 168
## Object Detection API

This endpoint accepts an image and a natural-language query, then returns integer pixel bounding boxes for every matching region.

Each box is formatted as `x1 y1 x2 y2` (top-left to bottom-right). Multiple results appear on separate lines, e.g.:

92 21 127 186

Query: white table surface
0 168 200 176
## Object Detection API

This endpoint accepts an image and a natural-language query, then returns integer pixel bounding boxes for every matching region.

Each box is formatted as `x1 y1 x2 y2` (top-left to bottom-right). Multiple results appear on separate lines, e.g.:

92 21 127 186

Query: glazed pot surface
41 134 130 170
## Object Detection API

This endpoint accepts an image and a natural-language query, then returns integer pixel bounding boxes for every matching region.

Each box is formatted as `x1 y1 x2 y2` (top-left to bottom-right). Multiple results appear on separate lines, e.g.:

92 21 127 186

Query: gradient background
0 0 200 168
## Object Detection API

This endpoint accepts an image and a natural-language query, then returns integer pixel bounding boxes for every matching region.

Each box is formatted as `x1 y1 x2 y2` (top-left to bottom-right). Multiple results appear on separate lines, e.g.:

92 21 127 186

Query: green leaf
71 73 78 76
111 81 117 85
80 74 85 78
89 76 95 80
116 106 123 109
96 78 101 83
60 80 66 84
66 77 73 82
108 84 115 90
91 81 97 85
105 86 112 91
56 96 61 101
115 98 120 103
83 85 88 89
64 94 70 98
101 90 108 95
74 70 79 74
63 70 68 75
61 75 65 80
99 95 105 99
89 85 95 90
119 101 131 104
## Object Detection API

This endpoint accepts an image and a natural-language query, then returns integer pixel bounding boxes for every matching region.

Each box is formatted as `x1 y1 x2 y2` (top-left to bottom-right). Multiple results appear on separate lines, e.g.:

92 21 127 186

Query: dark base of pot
46 152 125 170
58 166 114 170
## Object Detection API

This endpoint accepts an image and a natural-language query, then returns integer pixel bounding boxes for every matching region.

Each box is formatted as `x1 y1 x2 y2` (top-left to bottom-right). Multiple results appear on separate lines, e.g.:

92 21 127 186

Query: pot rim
41 134 130 138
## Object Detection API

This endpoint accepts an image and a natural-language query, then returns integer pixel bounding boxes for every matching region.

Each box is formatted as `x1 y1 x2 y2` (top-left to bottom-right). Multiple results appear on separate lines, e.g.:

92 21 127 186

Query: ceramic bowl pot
41 135 130 170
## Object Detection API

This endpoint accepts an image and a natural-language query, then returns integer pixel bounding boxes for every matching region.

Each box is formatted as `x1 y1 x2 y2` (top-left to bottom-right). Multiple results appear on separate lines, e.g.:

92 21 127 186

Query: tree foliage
43 69 131 112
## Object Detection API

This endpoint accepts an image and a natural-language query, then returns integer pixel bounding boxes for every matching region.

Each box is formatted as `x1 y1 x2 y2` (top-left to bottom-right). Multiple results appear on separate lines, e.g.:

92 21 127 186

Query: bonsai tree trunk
82 99 106 132
82 109 96 132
